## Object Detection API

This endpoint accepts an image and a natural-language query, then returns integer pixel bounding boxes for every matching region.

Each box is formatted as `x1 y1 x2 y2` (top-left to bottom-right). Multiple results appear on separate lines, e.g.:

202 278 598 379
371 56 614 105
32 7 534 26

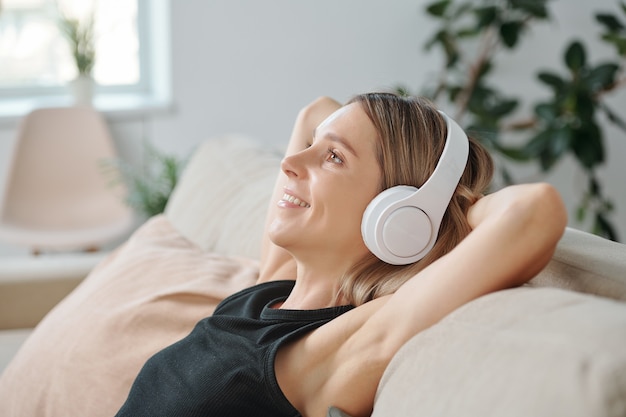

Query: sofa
0 135 625 416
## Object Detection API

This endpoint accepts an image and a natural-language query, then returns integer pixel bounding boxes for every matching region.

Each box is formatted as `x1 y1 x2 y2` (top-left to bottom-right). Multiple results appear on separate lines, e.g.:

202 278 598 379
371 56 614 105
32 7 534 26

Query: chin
268 223 295 249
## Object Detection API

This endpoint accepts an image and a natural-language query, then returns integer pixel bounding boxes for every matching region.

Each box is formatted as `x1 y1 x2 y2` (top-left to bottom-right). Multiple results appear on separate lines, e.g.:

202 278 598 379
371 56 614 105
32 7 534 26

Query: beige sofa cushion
373 286 626 417
0 215 258 417
164 134 280 259
531 227 626 301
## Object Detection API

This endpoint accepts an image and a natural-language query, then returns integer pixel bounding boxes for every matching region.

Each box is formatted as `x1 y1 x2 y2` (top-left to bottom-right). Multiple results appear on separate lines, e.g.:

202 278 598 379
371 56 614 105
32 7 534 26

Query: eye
326 148 344 165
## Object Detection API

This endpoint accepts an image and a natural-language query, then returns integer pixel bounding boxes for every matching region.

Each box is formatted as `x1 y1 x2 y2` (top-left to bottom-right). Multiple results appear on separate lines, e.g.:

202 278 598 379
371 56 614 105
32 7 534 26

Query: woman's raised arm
369 183 568 357
258 97 342 283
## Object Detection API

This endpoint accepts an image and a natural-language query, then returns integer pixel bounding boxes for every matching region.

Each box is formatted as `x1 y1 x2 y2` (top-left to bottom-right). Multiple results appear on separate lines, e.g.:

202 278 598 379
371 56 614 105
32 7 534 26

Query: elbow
522 182 568 249
535 183 567 233
503 183 567 285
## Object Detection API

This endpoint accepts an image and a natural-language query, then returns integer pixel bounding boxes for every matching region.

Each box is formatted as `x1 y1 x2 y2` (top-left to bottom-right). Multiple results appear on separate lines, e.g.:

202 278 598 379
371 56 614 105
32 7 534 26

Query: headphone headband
360 111 469 265
417 111 470 215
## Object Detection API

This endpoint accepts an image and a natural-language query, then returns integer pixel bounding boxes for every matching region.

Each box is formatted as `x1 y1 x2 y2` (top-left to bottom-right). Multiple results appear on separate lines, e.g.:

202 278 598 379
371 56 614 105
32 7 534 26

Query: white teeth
282 193 310 208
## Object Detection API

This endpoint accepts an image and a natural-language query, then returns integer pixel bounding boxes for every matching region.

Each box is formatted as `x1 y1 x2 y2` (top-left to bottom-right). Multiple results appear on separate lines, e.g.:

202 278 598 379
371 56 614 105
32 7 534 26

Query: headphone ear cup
382 206 432 259
362 186 433 265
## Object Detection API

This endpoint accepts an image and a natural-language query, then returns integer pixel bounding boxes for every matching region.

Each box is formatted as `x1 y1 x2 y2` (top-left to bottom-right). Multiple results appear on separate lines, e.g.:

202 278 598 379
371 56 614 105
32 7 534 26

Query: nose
281 151 306 178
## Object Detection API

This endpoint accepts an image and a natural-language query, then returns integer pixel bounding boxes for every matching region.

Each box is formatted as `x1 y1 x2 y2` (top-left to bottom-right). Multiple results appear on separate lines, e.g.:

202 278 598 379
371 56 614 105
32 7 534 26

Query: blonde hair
338 92 494 306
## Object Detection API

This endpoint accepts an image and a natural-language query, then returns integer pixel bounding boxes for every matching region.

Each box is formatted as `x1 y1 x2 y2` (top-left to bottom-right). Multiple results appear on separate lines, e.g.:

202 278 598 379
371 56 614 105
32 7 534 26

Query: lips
280 192 310 208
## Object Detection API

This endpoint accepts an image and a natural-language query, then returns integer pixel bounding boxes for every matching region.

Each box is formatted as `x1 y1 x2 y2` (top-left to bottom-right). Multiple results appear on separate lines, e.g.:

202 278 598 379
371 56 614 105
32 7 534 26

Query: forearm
371 183 567 353
267 97 341 223
405 184 567 324
469 183 567 280
259 97 342 280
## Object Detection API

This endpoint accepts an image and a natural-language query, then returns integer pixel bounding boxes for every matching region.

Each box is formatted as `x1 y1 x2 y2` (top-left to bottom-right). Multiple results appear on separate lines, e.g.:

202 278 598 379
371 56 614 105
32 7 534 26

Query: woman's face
270 102 382 266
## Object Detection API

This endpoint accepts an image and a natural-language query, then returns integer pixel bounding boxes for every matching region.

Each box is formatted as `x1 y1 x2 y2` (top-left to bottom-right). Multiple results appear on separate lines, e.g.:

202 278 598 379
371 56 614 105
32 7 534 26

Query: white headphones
361 111 469 265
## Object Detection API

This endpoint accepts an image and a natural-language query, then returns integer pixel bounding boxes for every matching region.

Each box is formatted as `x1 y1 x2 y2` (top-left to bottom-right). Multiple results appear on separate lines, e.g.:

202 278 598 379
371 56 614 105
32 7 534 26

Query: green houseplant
58 12 95 76
400 0 626 241
103 141 187 219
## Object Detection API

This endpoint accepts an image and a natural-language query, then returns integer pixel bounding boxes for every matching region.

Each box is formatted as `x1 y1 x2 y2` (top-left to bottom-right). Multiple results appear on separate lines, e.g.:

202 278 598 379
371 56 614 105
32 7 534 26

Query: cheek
333 192 374 236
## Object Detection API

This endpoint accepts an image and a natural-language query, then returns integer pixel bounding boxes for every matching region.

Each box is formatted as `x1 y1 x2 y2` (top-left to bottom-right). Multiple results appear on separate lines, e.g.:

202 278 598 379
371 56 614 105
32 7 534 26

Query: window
0 0 170 117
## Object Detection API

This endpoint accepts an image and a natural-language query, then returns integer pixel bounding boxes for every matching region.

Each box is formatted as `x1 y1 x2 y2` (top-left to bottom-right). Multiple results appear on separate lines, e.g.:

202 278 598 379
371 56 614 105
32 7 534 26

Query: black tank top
115 280 354 417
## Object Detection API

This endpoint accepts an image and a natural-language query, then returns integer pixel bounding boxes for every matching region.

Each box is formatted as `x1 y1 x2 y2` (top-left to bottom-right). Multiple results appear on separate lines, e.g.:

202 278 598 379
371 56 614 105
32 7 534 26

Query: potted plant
401 0 626 241
59 11 96 105
102 141 187 219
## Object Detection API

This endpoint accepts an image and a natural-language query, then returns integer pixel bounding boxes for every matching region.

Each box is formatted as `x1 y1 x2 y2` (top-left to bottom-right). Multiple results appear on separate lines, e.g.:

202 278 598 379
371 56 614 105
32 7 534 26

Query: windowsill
0 92 174 127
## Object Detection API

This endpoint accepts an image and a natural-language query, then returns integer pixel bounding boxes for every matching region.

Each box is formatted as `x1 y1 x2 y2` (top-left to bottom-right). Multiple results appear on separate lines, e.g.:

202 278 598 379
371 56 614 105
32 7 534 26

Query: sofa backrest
165 135 279 260
531 226 626 301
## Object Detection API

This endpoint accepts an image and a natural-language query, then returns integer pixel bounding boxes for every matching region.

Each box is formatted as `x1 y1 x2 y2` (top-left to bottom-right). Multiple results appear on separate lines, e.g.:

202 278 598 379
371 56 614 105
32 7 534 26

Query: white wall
148 0 439 153
1 0 625 247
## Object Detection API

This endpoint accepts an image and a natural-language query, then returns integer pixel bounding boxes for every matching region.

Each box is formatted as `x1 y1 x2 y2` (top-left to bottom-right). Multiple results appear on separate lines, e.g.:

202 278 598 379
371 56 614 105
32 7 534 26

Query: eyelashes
303 141 345 165
327 148 344 164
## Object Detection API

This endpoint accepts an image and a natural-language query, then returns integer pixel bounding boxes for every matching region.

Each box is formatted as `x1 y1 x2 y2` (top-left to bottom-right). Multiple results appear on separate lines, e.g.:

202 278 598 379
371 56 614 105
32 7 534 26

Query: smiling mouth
281 193 311 208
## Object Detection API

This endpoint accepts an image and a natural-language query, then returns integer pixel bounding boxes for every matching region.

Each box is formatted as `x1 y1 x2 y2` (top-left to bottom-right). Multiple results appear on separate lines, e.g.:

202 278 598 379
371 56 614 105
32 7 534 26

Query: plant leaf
595 212 619 241
537 71 566 92
571 123 604 169
564 41 586 72
536 127 570 170
424 29 445 51
452 2 474 19
426 0 451 17
595 13 625 31
500 165 516 186
509 0 550 18
424 30 460 67
574 90 596 123
534 102 558 122
475 6 498 29
590 175 601 196
497 145 533 161
576 205 586 223
456 27 481 38
499 20 524 48
522 129 552 158
395 86 411 97
491 98 519 117
584 62 619 92
600 102 626 133
601 33 626 56
547 126 572 159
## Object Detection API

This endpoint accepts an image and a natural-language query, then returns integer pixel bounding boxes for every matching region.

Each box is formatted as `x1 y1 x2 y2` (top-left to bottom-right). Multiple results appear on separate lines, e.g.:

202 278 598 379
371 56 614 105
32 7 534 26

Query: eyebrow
313 128 359 157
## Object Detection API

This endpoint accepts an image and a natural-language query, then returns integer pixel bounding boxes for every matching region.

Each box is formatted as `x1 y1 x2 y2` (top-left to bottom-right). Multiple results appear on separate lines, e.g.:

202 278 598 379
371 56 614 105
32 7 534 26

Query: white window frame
0 0 172 123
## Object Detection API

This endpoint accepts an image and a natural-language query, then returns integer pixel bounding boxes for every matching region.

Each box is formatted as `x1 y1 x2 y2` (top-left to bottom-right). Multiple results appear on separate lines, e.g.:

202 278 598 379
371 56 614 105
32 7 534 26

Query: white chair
0 107 135 254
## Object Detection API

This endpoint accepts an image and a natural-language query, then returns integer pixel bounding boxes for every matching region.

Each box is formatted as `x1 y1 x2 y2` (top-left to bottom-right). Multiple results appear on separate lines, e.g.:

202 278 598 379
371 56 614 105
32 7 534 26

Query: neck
279 263 348 310
276 243 366 309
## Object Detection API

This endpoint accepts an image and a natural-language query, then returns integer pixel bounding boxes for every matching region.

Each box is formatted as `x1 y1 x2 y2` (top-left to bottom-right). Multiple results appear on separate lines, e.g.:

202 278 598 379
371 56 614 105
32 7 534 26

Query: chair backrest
1 107 131 232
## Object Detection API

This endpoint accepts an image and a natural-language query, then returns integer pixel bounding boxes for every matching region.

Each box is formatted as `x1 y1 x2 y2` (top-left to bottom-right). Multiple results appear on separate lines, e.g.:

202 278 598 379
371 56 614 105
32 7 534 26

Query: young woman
115 93 567 417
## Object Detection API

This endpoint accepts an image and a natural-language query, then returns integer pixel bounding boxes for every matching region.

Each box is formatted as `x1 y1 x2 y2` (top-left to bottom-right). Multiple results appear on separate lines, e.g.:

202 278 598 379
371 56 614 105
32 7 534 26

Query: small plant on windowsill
58 11 96 105
102 141 187 219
